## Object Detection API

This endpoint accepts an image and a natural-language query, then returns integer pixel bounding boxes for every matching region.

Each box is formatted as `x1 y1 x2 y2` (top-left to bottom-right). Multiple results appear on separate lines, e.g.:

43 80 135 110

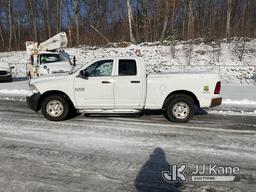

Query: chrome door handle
131 80 140 83
102 81 111 84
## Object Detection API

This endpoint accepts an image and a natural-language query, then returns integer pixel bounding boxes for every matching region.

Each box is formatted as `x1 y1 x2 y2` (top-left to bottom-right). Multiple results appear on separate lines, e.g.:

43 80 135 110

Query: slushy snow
0 38 255 85
222 99 256 105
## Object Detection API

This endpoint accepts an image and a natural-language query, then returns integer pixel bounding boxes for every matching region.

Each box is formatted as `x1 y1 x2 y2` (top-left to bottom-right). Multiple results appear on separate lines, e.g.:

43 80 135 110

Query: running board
79 109 142 114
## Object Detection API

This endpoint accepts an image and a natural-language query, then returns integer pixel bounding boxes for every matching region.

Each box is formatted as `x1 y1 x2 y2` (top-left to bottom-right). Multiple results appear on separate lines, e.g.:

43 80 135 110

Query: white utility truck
0 62 13 82
26 32 75 79
27 58 222 123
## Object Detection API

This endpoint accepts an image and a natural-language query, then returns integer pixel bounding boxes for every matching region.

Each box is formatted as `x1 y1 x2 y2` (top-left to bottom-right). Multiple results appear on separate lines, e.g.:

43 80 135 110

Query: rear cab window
118 60 137 76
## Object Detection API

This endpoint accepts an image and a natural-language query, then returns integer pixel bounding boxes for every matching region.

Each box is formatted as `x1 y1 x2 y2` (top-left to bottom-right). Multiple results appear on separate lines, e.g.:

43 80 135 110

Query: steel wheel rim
46 100 64 117
172 102 190 119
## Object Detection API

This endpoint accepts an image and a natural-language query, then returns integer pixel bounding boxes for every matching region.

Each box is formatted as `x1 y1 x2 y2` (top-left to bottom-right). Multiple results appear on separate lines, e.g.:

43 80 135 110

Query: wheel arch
162 90 200 109
38 90 74 111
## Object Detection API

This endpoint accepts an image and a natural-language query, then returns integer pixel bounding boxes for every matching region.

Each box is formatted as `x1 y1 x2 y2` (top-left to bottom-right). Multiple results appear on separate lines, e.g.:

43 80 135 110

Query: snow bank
0 80 31 99
222 99 256 105
0 89 31 97
0 38 255 85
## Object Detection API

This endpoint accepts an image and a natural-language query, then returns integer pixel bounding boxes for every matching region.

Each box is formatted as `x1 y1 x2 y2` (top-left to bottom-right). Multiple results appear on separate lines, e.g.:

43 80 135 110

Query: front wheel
41 95 70 121
165 94 195 123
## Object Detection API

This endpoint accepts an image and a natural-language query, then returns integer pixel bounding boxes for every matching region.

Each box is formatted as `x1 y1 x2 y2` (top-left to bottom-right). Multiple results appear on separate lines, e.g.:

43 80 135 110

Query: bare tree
74 0 80 46
90 25 110 43
0 21 5 49
17 12 21 50
56 0 62 33
240 0 248 36
187 0 195 39
127 0 135 43
141 0 150 41
226 0 232 39
46 0 51 38
8 0 13 51
160 0 171 42
26 0 38 41
171 0 177 34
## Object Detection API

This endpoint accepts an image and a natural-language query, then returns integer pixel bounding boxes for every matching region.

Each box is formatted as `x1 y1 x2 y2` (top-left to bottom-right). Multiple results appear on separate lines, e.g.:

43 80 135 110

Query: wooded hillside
0 0 255 51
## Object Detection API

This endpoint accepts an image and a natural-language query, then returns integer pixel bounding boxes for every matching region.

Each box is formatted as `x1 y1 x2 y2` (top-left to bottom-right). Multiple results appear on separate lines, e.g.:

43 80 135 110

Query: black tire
41 95 70 121
8 75 13 82
164 94 195 123
68 103 79 118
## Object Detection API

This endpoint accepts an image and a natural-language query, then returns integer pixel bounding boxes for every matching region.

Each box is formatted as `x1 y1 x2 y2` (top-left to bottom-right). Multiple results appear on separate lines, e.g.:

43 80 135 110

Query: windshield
40 54 64 64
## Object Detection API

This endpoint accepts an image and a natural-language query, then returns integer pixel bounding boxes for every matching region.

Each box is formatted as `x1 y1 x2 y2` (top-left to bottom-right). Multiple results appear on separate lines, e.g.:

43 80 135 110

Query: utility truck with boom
27 58 222 123
26 32 76 79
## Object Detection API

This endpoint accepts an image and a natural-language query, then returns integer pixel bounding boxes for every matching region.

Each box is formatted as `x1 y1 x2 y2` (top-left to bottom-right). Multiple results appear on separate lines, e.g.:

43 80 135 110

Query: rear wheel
41 95 70 121
164 94 195 123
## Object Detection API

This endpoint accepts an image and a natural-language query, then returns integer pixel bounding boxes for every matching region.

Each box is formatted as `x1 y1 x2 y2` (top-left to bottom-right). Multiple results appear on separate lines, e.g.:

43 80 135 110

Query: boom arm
26 32 68 55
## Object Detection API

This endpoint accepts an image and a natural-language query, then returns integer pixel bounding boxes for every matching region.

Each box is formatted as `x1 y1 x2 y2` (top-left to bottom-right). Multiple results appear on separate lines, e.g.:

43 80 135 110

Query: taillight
214 81 221 94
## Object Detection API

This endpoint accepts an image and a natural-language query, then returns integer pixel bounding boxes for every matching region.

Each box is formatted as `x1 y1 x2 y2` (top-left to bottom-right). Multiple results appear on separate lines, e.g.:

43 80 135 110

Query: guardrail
8 62 256 85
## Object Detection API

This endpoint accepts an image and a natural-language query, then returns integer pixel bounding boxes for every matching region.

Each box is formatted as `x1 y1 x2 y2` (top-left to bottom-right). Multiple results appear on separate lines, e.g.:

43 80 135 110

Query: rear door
114 59 144 108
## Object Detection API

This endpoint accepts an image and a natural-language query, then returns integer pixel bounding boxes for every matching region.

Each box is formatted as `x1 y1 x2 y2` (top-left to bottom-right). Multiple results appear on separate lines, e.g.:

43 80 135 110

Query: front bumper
210 97 222 107
26 93 41 112
0 74 12 81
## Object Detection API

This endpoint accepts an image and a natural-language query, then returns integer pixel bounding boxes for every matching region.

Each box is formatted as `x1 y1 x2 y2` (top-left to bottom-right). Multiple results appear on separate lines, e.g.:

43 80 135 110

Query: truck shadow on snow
82 106 208 119
12 77 28 82
135 147 182 192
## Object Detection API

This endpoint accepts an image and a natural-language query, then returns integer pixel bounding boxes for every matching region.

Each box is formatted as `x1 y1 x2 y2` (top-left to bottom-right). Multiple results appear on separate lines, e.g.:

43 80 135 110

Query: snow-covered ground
0 38 255 85
0 99 255 192
222 85 256 105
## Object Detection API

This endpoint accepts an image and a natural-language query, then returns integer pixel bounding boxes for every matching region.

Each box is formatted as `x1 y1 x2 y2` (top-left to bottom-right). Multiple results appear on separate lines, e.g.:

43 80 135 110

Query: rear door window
118 60 137 76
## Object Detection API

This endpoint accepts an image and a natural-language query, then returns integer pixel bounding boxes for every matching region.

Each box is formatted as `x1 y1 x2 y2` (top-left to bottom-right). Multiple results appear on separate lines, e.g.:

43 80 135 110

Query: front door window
85 60 113 77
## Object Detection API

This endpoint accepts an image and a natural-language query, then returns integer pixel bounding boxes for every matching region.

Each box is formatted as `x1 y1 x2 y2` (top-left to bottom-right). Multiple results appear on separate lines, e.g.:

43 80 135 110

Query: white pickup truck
27 57 222 123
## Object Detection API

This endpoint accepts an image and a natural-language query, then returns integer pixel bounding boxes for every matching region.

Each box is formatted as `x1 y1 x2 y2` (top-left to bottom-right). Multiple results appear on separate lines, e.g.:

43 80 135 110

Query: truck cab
26 32 75 79
27 51 75 79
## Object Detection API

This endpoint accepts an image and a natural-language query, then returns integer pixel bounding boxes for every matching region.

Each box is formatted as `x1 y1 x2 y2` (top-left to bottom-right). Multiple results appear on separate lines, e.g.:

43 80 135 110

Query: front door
74 60 114 109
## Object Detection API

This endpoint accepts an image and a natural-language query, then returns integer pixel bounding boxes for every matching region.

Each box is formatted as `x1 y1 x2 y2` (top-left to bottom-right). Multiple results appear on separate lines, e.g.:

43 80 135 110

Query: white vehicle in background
26 32 76 79
27 57 222 123
0 62 13 82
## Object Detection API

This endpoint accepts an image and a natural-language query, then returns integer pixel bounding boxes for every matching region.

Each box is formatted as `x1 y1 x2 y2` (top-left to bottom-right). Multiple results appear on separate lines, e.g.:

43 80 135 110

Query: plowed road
0 100 255 192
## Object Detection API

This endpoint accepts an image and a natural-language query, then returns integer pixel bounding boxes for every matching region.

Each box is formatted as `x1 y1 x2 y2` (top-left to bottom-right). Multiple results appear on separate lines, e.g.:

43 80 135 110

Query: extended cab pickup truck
27 57 222 123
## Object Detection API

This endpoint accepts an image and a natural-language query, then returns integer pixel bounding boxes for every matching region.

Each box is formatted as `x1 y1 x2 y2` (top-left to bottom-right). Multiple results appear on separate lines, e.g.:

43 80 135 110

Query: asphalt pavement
0 100 255 192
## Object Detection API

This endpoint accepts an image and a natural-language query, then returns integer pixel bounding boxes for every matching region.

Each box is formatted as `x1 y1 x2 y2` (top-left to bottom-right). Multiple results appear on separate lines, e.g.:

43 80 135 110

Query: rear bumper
210 97 222 107
26 93 41 112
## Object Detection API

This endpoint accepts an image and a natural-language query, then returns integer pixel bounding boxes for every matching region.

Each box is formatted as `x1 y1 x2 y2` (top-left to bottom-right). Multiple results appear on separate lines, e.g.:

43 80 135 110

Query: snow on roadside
222 99 256 105
0 38 256 85
0 89 31 97
209 110 256 116
0 80 30 99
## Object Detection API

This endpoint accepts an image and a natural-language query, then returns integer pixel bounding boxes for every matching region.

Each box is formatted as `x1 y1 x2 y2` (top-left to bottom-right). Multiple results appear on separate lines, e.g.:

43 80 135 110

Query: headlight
30 84 39 93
